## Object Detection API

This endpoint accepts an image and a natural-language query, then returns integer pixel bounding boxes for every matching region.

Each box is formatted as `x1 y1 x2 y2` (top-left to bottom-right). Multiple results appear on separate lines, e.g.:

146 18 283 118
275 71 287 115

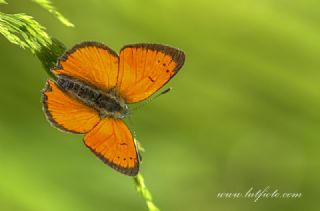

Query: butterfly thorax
57 76 128 119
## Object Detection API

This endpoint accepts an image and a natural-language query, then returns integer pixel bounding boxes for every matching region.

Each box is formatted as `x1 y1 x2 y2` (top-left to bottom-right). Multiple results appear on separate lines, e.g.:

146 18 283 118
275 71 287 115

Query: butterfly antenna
130 87 172 112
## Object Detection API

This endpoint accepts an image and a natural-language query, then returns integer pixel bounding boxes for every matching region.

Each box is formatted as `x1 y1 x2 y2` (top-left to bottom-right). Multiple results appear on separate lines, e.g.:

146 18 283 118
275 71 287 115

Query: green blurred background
1 0 319 210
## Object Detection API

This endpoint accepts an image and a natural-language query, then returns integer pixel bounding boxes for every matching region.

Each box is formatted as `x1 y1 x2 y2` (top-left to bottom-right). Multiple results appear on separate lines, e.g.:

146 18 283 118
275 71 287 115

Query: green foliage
0 0 7 4
0 0 70 78
32 0 74 27
0 0 73 54
0 12 51 53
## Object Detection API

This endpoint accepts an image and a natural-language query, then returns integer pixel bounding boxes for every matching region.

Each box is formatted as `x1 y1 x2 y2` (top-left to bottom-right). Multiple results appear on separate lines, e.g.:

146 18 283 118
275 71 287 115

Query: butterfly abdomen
56 76 128 119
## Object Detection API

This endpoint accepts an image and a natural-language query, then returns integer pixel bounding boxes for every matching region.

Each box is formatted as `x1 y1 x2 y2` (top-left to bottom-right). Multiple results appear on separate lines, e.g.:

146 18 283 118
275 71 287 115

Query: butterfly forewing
52 42 119 91
117 44 185 103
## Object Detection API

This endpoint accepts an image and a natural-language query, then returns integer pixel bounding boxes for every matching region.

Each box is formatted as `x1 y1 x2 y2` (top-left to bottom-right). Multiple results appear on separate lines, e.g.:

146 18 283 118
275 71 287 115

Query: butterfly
42 42 185 176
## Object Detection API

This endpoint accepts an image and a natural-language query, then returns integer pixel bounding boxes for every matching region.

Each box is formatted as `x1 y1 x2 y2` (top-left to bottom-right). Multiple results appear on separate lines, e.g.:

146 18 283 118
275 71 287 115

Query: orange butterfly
42 42 185 176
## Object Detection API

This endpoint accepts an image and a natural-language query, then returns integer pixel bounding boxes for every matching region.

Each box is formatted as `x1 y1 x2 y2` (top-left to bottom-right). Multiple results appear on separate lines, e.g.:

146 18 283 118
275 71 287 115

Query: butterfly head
111 102 129 119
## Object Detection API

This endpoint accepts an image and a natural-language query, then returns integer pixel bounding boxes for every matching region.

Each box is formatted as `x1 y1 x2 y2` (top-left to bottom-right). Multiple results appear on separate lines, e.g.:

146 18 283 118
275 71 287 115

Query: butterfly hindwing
52 42 119 91
42 80 101 133
117 44 185 103
84 118 139 176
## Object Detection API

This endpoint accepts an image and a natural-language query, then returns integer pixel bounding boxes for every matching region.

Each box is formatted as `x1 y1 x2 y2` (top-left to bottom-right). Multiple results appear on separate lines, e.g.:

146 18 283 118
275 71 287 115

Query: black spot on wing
148 76 155 82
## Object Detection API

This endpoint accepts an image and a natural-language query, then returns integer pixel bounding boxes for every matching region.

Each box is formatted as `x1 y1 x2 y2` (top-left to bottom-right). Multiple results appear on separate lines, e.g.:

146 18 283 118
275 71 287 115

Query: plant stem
134 173 160 211
35 37 66 78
